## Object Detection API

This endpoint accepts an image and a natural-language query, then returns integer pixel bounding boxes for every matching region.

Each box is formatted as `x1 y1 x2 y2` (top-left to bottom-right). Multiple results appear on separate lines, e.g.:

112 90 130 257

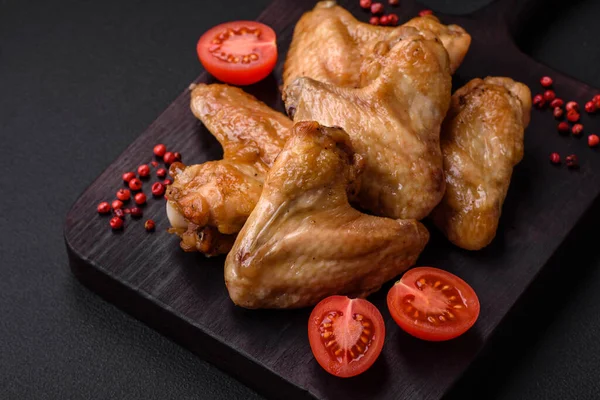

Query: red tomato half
387 267 480 341
308 296 385 378
196 21 277 86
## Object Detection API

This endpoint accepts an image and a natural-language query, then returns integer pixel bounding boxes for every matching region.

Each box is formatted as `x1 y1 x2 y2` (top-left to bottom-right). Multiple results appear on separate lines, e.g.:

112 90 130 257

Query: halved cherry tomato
196 21 277 86
308 296 385 378
387 267 480 341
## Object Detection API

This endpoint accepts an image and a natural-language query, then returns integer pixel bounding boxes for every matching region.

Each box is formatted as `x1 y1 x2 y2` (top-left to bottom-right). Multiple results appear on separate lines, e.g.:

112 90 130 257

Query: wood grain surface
65 0 600 399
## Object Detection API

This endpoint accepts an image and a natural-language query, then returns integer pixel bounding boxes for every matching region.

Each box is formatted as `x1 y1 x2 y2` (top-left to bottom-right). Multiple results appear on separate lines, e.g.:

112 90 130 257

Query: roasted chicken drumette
430 77 532 250
166 83 292 255
284 24 452 220
282 1 470 90
225 122 429 309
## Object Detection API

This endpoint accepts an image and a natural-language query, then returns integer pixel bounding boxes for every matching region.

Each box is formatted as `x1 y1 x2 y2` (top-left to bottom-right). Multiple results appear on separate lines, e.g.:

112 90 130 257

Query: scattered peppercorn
124 208 130 214
151 161 159 168
110 216 124 230
543 90 556 102
553 107 564 119
112 199 124 210
138 164 150 178
116 188 131 201
565 154 579 169
540 76 553 87
532 94 545 109
371 2 384 14
557 121 570 134
153 144 167 158
389 0 399 5
144 219 156 232
588 134 600 148
97 202 111 214
163 179 172 186
134 192 147 205
113 208 125 219
163 152 176 165
360 0 372 9
572 123 583 136
567 110 580 123
156 168 167 178
585 101 597 114
379 15 389 25
130 207 143 218
549 152 561 164
594 95 600 108
369 16 380 25
550 98 564 108
128 178 142 191
122 171 136 183
151 182 165 197
387 13 398 25
418 9 433 16
566 101 578 112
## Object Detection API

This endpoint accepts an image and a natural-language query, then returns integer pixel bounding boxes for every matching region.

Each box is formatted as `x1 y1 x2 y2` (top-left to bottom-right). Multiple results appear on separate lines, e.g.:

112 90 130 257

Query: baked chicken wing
284 26 452 220
282 1 470 90
166 83 292 255
225 122 429 309
430 77 532 250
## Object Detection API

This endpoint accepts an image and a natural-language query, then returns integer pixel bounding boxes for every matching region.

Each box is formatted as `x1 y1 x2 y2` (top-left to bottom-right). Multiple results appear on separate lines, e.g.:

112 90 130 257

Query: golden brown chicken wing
225 122 429 309
284 26 452 220
430 77 532 250
403 14 471 74
166 83 292 255
282 1 470 89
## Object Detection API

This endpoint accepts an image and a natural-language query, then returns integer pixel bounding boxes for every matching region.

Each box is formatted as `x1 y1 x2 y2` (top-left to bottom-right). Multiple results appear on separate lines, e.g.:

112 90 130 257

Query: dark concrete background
1 0 599 398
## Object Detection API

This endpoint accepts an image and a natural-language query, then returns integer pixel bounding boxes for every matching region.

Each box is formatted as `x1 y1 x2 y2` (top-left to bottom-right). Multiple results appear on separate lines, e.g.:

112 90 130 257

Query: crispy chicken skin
403 14 471 74
284 26 452 220
166 83 292 255
225 122 429 309
430 77 532 250
282 1 470 90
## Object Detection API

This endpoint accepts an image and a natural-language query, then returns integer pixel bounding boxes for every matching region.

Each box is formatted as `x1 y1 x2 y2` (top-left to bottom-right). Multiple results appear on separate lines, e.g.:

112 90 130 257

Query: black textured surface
2 0 600 399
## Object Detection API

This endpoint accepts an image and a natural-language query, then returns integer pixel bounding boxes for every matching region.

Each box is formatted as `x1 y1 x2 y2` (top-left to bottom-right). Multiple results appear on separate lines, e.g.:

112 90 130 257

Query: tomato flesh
387 267 480 341
197 21 277 86
308 296 385 378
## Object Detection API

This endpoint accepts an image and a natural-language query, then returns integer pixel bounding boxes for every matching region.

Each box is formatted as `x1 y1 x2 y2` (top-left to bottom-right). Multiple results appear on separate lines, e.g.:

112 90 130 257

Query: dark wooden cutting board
64 0 600 399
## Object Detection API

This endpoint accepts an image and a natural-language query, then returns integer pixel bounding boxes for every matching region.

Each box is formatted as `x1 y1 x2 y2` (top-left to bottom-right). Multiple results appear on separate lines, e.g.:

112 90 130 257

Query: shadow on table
444 197 600 400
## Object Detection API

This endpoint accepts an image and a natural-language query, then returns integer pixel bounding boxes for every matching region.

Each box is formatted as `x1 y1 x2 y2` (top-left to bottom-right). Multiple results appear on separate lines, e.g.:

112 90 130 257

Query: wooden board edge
64 237 316 400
